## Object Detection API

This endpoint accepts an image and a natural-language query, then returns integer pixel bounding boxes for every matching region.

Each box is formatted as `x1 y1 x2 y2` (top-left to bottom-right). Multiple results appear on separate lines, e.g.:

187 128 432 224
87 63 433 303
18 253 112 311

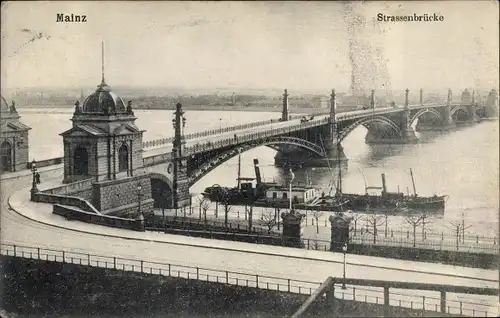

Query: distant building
265 186 319 204
0 96 31 173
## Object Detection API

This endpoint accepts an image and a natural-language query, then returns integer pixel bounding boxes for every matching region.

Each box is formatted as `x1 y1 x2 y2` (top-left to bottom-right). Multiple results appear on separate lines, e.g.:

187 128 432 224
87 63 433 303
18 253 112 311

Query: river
17 108 499 236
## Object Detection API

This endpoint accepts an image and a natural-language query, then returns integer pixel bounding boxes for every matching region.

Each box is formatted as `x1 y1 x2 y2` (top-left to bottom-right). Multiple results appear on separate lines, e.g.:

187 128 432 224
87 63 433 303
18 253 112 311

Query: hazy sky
1 1 498 93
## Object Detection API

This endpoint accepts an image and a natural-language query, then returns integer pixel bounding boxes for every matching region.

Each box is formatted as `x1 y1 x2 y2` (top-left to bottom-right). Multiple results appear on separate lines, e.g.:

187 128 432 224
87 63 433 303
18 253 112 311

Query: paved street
1 170 499 316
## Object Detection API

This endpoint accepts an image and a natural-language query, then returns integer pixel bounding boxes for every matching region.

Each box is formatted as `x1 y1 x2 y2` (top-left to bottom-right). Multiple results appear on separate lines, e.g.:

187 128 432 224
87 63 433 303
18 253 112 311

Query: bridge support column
323 89 348 165
172 103 191 209
366 89 418 144
274 89 348 168
459 89 480 125
417 89 455 131
281 210 304 248
435 89 456 130
484 89 499 118
281 89 289 121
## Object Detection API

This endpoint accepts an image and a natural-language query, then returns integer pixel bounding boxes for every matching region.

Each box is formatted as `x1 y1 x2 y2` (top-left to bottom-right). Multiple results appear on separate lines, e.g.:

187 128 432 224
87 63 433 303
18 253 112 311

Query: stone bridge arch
149 172 174 209
409 108 443 126
451 105 468 118
338 116 402 142
188 136 326 186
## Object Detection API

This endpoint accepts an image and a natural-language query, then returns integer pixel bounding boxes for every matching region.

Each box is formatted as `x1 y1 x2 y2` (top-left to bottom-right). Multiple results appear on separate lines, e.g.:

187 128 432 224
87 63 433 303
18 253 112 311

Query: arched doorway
150 178 173 209
73 146 89 175
0 141 12 172
118 144 129 172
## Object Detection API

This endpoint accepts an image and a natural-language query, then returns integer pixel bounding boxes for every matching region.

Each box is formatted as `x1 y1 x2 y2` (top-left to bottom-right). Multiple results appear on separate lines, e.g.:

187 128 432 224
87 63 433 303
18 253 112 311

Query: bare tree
405 215 423 247
312 210 323 234
200 199 211 225
351 213 364 236
364 214 385 244
261 208 277 233
248 205 254 232
223 199 231 229
382 209 391 238
197 197 209 221
448 220 472 250
420 212 432 240
275 207 281 230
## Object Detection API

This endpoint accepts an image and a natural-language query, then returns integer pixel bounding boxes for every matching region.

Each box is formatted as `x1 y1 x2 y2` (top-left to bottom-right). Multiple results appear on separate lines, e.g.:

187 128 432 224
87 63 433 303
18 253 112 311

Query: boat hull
341 193 446 213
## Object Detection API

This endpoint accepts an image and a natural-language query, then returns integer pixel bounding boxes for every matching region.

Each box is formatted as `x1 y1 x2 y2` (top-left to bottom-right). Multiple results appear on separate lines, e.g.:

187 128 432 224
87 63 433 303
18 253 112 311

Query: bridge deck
142 103 460 158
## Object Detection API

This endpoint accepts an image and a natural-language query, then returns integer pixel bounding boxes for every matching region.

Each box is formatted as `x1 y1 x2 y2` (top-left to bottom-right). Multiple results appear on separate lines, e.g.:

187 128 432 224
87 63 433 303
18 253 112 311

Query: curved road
1 166 498 316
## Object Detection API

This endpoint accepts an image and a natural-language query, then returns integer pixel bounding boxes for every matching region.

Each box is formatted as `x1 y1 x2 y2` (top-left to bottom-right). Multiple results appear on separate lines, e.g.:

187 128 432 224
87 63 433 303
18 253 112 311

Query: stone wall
14 130 29 171
348 243 498 270
91 173 154 217
53 204 143 231
32 192 100 214
1 256 456 317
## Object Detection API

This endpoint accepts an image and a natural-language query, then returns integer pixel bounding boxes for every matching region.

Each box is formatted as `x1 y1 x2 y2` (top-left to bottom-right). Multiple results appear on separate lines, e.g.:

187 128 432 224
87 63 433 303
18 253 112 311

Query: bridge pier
414 89 455 131
365 89 418 144
172 103 192 209
484 89 499 118
455 89 480 125
273 145 347 168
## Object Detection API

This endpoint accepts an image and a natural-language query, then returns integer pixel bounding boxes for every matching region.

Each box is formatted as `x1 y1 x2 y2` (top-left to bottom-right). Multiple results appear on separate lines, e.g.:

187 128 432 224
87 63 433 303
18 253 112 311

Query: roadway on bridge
143 114 330 157
142 104 425 158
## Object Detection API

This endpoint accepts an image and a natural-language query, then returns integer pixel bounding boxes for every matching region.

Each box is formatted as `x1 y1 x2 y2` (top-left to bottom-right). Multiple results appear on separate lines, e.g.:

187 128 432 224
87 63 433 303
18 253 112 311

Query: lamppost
136 183 144 222
342 243 347 289
172 103 186 211
162 190 170 228
219 118 222 133
30 160 38 199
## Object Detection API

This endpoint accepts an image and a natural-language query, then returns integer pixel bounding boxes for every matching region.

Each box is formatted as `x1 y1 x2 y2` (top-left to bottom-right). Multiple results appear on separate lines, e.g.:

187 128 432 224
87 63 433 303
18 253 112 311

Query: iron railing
0 242 496 317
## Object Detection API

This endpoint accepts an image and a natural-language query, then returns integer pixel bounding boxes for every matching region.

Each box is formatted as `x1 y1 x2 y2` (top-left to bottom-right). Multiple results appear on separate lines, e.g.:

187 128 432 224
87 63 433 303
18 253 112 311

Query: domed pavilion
59 65 153 217
0 95 31 173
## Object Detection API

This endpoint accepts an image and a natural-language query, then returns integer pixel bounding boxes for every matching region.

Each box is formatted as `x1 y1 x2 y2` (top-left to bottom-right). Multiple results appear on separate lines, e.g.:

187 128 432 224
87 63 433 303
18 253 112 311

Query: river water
18 108 499 236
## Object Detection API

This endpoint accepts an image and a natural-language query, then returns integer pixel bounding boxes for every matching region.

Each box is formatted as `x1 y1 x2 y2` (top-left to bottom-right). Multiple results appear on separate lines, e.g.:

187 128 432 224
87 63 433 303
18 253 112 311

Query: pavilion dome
81 81 126 114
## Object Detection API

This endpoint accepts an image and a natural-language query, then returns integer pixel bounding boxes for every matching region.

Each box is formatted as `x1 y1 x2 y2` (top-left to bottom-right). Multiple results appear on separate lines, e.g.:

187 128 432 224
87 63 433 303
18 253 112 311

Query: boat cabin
265 186 319 204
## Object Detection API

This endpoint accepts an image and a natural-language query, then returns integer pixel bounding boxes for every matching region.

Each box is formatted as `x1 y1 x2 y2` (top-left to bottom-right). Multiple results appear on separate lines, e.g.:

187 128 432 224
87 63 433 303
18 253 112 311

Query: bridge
137 87 495 208
3 83 496 210
1 82 499 316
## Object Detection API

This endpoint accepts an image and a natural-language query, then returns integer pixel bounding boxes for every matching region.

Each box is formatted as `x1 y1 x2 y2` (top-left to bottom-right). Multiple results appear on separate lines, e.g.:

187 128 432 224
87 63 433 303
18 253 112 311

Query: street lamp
30 160 38 197
31 160 38 188
136 183 144 221
162 190 170 228
342 243 347 289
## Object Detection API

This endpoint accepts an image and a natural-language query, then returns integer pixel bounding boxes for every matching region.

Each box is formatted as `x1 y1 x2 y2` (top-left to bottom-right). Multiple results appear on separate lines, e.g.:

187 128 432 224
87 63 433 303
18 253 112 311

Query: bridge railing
183 107 402 156
184 117 330 156
142 118 284 149
142 152 173 167
1 242 496 317
142 103 451 157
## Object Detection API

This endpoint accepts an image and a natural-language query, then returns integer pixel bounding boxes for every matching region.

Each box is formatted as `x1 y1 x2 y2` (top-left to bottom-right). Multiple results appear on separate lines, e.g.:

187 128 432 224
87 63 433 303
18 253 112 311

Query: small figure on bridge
35 172 41 184
234 133 238 141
